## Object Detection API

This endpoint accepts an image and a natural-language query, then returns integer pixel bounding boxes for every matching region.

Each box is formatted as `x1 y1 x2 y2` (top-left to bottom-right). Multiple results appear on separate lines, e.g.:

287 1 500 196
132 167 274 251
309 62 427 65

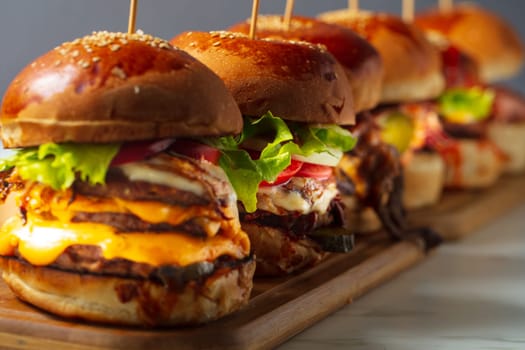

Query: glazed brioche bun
0 31 242 148
228 15 383 113
171 31 355 125
318 10 445 104
1 257 255 326
403 152 445 209
415 3 524 82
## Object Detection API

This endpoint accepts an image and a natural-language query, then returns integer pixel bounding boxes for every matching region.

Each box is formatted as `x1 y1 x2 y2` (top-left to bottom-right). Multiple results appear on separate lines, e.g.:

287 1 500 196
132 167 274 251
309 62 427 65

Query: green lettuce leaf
207 111 357 213
291 123 356 156
0 143 120 190
218 149 262 213
438 87 495 123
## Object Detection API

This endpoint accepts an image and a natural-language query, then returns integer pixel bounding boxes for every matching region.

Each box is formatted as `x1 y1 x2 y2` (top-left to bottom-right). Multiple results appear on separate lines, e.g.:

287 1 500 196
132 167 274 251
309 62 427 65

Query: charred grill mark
71 212 210 238
241 210 318 238
9 248 253 288
73 168 211 208
240 199 344 239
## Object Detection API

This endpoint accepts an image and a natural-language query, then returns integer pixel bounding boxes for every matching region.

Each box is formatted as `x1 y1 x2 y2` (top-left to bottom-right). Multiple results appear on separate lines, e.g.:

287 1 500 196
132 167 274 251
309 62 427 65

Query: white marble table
280 203 525 350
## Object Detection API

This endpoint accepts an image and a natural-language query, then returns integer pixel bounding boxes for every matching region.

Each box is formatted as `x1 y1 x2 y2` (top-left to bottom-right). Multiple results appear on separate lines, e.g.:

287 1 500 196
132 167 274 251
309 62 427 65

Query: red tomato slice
259 159 303 187
111 139 175 166
295 163 334 181
169 139 221 164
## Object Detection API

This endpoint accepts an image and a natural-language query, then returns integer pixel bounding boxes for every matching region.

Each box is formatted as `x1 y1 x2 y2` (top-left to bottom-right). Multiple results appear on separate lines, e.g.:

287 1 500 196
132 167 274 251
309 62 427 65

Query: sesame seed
54 60 61 66
212 41 221 47
134 86 140 94
78 60 90 69
111 67 127 80
58 31 171 56
92 57 101 62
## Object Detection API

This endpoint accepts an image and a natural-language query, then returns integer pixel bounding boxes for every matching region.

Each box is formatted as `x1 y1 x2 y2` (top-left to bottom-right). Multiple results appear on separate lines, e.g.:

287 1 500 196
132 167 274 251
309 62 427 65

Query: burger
416 3 525 174
172 31 357 275
318 10 448 208
0 31 255 326
227 16 406 238
416 3 523 82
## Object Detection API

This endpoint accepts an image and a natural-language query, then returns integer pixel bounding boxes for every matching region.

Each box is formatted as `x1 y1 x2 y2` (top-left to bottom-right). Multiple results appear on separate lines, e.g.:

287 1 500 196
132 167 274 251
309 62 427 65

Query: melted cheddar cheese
0 214 249 267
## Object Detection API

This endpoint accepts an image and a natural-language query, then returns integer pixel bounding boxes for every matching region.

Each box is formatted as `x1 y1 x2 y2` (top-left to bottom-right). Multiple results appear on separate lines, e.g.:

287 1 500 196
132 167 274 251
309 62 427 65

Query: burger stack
0 1 522 327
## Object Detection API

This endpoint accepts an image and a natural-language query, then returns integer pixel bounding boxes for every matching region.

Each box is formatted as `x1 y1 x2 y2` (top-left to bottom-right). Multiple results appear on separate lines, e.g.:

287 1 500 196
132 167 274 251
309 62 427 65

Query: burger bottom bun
443 139 503 189
242 223 326 276
488 122 525 174
341 195 382 234
0 257 255 326
403 152 446 210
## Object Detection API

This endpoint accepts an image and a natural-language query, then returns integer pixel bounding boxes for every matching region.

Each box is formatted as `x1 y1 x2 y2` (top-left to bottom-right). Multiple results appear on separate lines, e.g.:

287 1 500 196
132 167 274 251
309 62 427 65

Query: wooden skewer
128 0 138 34
402 0 415 22
284 0 295 30
249 0 260 39
348 0 359 13
439 0 453 12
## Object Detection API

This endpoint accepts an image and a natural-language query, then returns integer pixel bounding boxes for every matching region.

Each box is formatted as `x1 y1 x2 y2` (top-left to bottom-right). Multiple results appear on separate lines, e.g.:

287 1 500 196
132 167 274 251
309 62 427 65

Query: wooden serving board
408 174 525 241
0 234 426 350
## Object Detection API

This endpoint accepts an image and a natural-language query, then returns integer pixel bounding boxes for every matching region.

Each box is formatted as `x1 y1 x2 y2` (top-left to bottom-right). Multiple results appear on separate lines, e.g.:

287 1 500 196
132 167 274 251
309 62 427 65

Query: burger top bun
171 31 355 125
415 3 524 83
0 31 242 148
228 15 383 113
319 10 445 104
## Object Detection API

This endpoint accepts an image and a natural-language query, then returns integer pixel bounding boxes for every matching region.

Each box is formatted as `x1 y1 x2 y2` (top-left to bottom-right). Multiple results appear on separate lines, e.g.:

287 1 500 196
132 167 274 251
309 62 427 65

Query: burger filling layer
0 152 250 273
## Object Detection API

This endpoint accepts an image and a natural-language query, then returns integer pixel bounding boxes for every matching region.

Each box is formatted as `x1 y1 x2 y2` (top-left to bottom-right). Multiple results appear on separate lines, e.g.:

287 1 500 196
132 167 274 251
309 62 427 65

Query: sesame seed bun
415 3 524 82
171 31 355 125
0 31 242 148
228 15 383 113
318 10 445 104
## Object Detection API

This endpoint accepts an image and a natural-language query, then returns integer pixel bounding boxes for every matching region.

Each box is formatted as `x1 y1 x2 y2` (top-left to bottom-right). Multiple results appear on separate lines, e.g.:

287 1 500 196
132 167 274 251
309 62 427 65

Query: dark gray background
1 0 524 97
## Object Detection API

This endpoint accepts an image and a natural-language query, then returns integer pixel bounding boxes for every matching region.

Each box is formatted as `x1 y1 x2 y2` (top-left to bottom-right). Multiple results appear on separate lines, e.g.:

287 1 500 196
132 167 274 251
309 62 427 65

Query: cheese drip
0 215 249 267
